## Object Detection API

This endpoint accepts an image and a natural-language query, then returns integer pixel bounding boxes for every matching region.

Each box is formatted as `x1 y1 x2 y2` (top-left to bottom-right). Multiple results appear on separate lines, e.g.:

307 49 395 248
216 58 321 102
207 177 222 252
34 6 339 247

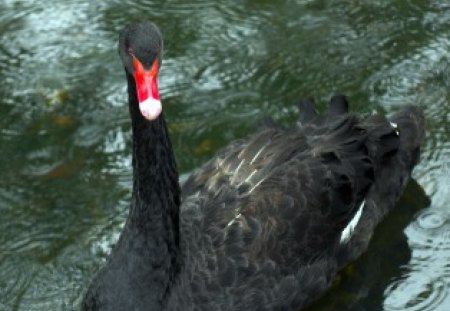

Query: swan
82 21 425 311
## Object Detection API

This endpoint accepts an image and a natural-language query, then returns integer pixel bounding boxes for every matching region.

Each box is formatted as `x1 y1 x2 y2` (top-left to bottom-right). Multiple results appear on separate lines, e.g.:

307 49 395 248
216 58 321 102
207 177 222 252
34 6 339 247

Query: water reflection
0 0 449 310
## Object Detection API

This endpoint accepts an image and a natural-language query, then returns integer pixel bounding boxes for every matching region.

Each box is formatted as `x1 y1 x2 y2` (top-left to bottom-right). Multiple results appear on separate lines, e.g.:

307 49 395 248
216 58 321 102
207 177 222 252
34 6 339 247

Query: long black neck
127 71 180 220
119 71 180 307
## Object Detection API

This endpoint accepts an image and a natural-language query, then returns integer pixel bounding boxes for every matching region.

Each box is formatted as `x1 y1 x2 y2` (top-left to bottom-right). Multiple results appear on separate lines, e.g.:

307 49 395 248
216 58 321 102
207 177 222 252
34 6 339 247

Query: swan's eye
128 48 135 56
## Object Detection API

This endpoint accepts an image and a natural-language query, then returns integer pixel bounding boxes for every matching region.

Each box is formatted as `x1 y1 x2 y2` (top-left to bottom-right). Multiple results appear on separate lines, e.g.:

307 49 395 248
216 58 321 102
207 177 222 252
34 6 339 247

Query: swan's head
119 21 163 121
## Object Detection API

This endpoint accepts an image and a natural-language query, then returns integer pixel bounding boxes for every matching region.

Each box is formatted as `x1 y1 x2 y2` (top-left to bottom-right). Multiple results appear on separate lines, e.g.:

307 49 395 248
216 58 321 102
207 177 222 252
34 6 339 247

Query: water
0 0 449 310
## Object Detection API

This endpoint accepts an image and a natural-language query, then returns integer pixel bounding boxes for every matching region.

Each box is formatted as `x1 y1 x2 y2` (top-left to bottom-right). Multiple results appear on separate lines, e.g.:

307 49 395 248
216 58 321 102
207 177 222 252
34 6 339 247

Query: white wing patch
230 159 245 183
340 201 365 244
250 142 270 164
390 122 399 135
248 178 266 194
226 212 242 227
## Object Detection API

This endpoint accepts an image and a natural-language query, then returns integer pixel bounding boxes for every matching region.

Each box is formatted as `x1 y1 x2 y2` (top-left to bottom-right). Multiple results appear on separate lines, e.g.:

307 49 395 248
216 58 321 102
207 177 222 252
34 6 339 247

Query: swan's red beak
132 57 162 120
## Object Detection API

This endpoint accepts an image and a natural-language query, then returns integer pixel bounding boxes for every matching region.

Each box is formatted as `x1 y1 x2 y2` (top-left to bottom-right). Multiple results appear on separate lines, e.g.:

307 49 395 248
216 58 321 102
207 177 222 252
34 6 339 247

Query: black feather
298 97 318 124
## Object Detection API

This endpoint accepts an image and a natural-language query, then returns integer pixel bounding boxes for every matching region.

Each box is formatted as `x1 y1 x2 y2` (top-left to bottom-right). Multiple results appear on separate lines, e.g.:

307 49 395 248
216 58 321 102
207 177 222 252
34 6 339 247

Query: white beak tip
139 98 162 120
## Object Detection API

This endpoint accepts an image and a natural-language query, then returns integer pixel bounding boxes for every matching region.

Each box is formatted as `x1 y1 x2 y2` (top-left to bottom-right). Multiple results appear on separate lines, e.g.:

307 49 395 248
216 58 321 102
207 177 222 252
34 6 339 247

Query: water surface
0 0 449 310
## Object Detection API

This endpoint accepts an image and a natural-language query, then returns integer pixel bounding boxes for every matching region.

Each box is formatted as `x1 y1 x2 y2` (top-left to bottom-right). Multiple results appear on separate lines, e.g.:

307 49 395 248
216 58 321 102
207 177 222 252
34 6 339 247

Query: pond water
0 0 449 310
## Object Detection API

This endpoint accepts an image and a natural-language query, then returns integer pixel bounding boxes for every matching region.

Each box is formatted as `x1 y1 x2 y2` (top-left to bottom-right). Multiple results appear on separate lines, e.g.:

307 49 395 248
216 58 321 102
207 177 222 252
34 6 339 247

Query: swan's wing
183 111 400 262
224 114 397 262
181 96 396 260
181 96 350 198
177 100 424 310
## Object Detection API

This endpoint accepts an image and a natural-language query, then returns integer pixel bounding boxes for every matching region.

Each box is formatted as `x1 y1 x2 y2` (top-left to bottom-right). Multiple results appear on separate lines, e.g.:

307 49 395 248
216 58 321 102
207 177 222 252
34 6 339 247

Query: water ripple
384 278 448 311
416 210 447 230
384 208 450 311
1 0 450 310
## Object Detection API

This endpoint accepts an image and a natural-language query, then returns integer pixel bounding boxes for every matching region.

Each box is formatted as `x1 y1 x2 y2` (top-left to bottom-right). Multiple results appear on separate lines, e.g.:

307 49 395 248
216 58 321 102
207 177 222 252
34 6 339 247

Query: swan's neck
127 75 180 223
117 72 180 307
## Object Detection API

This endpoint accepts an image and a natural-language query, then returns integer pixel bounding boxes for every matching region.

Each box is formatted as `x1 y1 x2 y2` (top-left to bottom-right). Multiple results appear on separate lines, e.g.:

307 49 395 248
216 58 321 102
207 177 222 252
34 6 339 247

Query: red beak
132 57 162 120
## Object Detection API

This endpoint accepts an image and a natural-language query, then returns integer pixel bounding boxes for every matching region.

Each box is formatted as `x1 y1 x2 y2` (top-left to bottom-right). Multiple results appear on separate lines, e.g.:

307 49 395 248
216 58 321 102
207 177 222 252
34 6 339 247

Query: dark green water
0 0 449 310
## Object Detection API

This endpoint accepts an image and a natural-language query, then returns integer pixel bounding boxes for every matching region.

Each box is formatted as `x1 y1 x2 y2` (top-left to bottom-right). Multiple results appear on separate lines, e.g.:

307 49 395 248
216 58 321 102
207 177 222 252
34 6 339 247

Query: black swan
82 21 425 311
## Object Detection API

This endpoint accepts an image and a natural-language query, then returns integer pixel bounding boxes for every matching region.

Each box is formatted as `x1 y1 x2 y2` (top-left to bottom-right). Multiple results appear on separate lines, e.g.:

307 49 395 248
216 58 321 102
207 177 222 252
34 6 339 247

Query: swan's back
169 96 424 310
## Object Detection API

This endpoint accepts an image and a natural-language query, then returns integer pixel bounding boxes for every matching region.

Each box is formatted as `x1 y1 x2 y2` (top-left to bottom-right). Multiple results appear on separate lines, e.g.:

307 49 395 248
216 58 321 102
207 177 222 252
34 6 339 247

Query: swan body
82 21 425 311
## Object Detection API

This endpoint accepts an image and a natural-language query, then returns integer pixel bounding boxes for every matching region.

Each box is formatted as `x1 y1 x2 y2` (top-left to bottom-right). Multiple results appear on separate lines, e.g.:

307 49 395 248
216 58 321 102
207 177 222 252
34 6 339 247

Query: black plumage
82 21 425 311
